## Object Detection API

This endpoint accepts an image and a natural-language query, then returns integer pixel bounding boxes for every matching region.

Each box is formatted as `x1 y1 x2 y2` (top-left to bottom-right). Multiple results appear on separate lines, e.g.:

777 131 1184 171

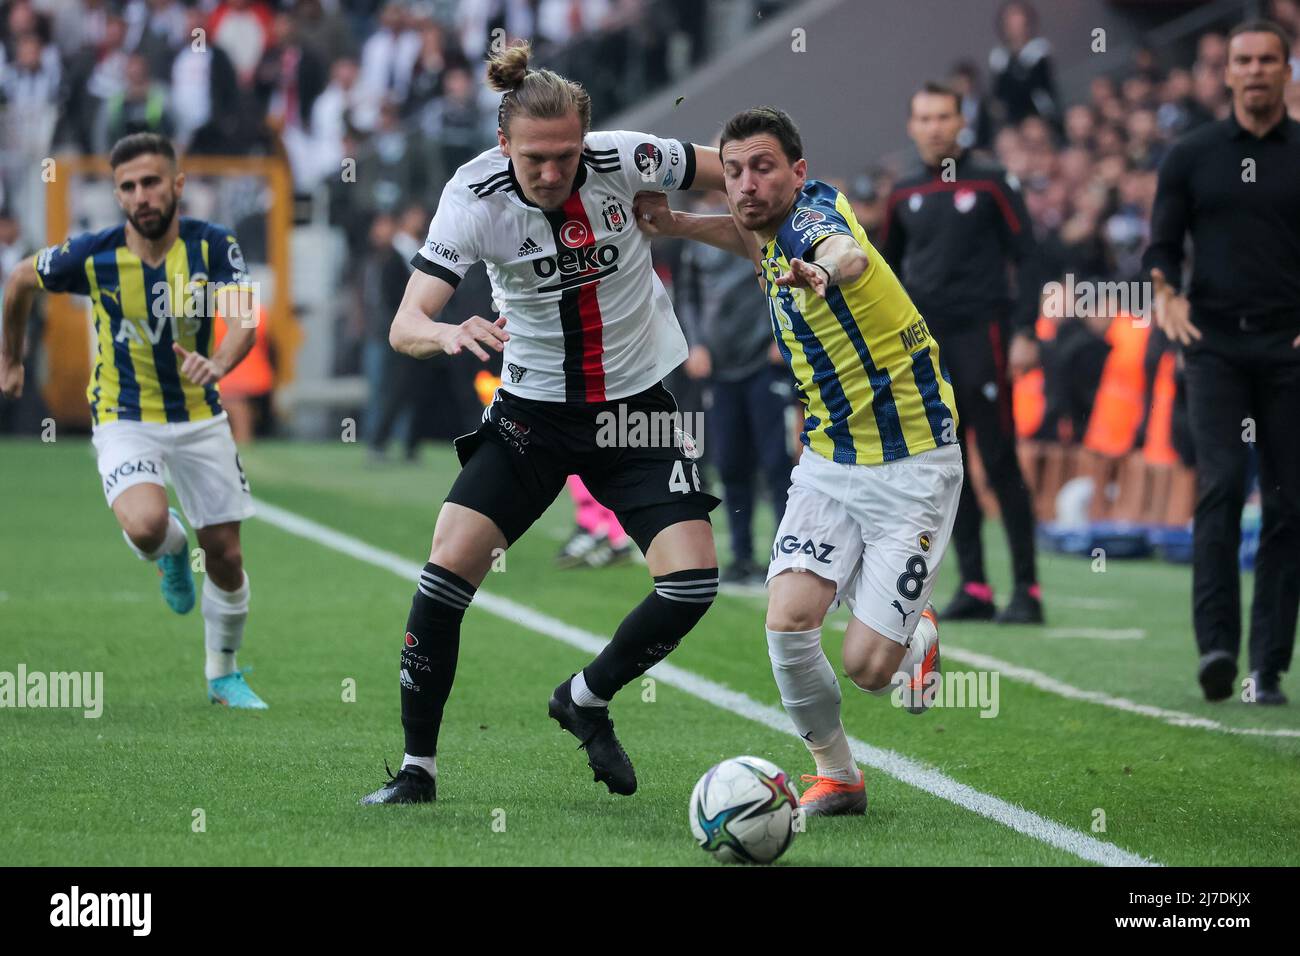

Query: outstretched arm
389 269 509 361
633 190 759 265
774 234 868 299
685 145 724 192
0 259 40 398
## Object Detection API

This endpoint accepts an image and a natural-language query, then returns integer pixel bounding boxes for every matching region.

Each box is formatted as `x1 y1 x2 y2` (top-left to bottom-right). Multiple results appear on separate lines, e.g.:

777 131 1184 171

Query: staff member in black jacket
881 82 1043 624
1144 19 1300 706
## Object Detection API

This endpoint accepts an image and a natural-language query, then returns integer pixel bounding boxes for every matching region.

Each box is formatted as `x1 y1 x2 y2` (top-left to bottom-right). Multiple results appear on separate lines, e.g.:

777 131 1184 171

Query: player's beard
129 196 177 240
738 195 794 235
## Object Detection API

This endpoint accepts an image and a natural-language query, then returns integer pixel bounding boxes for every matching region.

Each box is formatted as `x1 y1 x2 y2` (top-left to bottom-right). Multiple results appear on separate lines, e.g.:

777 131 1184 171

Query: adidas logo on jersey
517 237 543 258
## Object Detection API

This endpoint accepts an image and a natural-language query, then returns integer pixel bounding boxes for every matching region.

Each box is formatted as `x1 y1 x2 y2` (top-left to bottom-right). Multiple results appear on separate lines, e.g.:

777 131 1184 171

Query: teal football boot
208 669 269 709
157 508 195 614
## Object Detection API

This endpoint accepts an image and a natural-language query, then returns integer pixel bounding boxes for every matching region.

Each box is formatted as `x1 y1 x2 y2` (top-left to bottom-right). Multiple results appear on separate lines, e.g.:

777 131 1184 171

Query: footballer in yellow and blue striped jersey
33 215 252 427
757 177 959 466
1 132 268 709
635 106 966 814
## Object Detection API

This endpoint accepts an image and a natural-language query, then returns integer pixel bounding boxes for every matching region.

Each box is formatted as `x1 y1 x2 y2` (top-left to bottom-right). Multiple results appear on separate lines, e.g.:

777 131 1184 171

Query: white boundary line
939 645 1300 740
828 619 1299 739
253 497 1158 867
1045 628 1146 640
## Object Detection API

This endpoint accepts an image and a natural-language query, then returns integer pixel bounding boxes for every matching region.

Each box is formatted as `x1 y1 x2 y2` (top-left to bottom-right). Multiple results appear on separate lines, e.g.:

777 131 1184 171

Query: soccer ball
689 755 800 864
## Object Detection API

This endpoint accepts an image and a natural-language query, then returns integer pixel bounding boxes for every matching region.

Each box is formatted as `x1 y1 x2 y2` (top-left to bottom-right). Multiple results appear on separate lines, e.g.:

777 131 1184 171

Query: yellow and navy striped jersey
760 180 959 465
32 217 251 425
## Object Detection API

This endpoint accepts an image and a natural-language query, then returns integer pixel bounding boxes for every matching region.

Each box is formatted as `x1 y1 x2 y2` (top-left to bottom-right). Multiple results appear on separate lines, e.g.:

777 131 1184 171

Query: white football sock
124 511 188 562
203 572 250 680
766 627 857 782
401 754 437 777
570 670 609 708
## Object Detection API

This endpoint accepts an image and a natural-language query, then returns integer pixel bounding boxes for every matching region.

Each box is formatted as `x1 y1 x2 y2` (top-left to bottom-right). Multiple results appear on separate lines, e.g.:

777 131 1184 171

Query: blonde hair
487 41 591 136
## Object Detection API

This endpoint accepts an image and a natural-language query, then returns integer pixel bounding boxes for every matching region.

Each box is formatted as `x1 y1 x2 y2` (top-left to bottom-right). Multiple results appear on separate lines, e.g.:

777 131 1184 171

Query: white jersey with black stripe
411 130 698 403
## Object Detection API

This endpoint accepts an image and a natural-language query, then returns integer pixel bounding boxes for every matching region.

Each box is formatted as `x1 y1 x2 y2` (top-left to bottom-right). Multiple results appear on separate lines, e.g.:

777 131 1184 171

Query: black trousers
1184 323 1300 679
707 365 793 564
943 322 1038 590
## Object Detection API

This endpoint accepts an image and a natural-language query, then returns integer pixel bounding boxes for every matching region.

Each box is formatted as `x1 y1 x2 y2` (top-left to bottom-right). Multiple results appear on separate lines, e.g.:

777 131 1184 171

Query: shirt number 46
668 460 702 495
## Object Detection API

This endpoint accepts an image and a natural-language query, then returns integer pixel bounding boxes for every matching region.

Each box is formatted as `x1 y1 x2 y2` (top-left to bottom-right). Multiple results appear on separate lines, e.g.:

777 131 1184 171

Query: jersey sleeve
410 180 482 287
32 234 95 296
204 223 254 287
603 130 696 194
775 191 856 262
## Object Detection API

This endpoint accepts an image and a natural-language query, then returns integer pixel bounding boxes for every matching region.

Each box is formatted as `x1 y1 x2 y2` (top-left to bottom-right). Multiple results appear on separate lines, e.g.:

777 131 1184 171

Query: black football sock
581 567 719 700
400 563 476 758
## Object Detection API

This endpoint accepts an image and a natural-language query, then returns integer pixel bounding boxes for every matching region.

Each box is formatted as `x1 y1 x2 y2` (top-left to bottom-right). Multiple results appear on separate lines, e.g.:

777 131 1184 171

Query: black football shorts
445 382 719 553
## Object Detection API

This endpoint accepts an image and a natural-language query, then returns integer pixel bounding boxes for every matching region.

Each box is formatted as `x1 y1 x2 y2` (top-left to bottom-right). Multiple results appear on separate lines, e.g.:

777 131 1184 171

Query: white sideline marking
253 498 1158 867
828 621 1300 739
1052 596 1126 610
941 646 1300 740
1045 628 1146 640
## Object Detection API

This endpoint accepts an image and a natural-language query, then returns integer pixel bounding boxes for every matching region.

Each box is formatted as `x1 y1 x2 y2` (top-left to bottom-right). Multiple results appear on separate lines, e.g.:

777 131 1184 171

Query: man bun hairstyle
487 41 591 136
719 106 803 163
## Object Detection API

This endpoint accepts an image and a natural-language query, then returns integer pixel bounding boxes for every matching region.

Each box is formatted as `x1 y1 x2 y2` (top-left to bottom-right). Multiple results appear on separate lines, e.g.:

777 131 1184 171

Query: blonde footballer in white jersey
361 42 731 806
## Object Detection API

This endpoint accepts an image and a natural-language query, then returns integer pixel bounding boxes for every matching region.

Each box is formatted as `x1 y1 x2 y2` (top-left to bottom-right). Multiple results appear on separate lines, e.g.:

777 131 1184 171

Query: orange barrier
1012 314 1057 439
474 370 501 407
1142 350 1178 466
961 314 1195 528
213 306 273 399
1082 314 1148 458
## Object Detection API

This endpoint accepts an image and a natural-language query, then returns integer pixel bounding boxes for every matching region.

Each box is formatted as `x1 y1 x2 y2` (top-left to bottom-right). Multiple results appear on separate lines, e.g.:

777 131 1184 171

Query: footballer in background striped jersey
0 133 268 710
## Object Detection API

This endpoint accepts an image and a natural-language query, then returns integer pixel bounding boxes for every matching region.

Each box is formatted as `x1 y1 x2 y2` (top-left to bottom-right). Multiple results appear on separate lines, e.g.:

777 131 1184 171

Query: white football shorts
766 443 964 645
91 412 254 528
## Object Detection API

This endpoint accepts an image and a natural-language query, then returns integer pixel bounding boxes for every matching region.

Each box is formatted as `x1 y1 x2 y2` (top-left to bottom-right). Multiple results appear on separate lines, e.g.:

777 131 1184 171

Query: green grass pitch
1 437 1297 866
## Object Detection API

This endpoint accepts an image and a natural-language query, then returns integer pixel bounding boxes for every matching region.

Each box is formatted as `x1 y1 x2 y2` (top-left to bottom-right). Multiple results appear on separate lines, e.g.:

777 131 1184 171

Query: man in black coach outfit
881 83 1043 624
1144 20 1300 705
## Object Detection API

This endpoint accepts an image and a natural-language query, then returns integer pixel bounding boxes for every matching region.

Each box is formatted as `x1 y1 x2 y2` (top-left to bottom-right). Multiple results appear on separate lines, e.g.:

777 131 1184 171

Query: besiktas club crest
602 196 627 233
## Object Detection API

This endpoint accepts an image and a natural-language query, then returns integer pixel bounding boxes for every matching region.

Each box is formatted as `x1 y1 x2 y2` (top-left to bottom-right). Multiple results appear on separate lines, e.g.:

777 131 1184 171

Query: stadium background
4 0 1299 553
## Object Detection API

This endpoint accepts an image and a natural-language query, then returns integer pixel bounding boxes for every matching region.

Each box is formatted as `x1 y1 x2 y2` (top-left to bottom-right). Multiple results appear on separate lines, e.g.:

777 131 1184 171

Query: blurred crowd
0 0 725 233
834 0 1300 465
5 0 1300 481
0 0 756 441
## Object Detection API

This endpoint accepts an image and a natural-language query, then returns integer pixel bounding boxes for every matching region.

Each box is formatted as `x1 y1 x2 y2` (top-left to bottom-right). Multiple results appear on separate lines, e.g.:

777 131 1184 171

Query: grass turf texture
1 437 1297 866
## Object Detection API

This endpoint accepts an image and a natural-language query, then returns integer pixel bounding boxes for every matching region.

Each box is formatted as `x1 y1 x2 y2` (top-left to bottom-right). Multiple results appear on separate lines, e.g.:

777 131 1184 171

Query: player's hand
0 351 24 399
633 191 675 237
439 315 509 361
1008 332 1040 378
172 343 226 386
774 258 829 299
1150 268 1199 346
684 344 711 379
